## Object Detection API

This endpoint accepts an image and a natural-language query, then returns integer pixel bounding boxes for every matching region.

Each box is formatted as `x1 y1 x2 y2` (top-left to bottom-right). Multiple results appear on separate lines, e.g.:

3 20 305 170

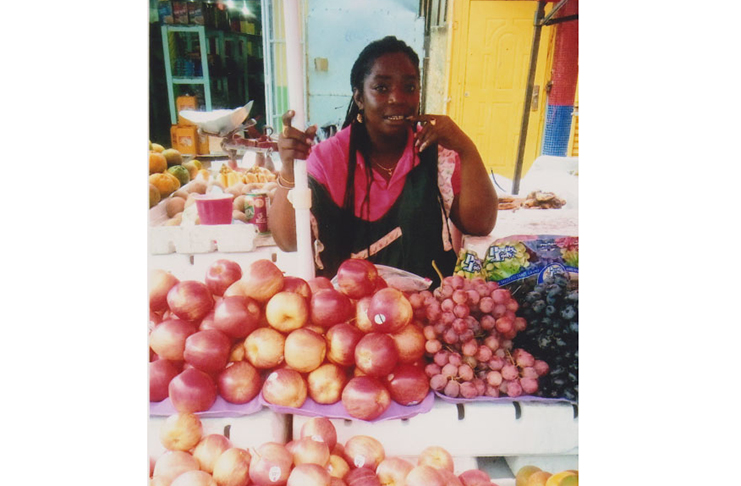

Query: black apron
309 143 457 288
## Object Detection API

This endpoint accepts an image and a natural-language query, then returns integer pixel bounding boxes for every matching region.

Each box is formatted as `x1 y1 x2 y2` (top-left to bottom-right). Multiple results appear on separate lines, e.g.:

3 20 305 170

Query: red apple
212 447 251 486
159 412 203 452
225 259 285 304
213 295 261 339
170 470 217 486
262 368 308 408
153 451 200 485
249 442 293 486
149 319 197 361
438 469 464 486
289 436 331 467
354 333 399 377
300 417 338 451
167 280 214 322
183 329 232 373
308 276 335 294
325 323 364 367
341 377 391 421
199 310 217 331
150 359 180 402
168 368 218 413
311 289 355 328
284 328 326 373
366 288 412 334
385 363 430 406
343 435 385 470
193 433 232 473
244 327 286 369
405 465 445 486
389 322 426 364
283 276 312 300
344 467 380 486
326 454 350 479
354 297 373 333
229 339 246 362
417 446 454 473
266 291 310 333
287 463 332 486
458 469 492 486
217 360 262 404
336 259 379 299
308 363 348 405
150 269 180 313
374 277 388 291
375 457 414 486
205 259 243 297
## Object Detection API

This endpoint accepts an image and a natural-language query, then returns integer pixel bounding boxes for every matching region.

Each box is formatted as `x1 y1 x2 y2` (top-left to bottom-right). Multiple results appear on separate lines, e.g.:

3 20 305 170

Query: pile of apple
149 258 431 420
150 413 503 486
407 275 550 399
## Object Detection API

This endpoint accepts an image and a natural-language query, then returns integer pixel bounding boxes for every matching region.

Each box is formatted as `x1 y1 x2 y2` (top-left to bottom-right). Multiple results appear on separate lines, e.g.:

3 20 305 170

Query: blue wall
305 0 425 129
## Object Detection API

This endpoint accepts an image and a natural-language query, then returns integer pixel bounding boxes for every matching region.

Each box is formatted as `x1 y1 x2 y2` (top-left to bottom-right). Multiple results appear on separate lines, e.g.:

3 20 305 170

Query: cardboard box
176 95 197 126
172 1 188 24
241 21 255 35
188 1 204 25
170 124 198 155
196 130 210 155
158 0 173 24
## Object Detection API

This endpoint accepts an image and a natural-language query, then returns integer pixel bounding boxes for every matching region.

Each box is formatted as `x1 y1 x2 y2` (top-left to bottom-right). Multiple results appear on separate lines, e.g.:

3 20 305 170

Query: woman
269 36 497 285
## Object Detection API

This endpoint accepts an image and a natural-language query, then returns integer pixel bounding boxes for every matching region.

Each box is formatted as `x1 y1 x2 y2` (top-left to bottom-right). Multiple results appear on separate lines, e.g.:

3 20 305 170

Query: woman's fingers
278 110 317 161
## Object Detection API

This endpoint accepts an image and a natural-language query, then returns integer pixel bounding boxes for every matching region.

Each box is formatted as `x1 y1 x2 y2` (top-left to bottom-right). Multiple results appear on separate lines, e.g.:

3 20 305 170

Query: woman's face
354 52 420 140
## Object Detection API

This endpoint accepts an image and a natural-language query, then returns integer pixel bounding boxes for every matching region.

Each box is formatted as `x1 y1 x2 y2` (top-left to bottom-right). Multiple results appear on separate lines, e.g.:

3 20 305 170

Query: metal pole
283 0 315 281
511 1 546 195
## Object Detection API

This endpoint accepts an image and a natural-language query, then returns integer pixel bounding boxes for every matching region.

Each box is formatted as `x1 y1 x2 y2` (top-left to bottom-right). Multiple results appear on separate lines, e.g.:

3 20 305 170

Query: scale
179 101 279 171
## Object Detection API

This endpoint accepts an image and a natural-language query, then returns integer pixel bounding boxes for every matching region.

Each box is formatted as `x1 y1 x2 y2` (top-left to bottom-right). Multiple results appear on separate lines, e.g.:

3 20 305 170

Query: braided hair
338 36 421 258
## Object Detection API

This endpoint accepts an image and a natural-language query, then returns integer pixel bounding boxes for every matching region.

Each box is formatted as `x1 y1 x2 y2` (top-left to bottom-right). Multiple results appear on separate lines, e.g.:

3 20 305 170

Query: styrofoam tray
149 395 262 418
148 222 259 254
293 398 578 457
261 391 435 423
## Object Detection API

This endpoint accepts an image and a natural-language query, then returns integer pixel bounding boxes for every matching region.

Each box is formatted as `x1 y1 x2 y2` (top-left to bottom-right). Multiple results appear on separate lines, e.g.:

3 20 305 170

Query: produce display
148 140 278 226
149 258 434 421
150 413 524 486
408 276 550 400
512 273 579 401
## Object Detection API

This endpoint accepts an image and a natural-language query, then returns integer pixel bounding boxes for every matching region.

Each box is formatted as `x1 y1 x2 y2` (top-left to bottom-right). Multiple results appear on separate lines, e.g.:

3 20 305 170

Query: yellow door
448 1 553 179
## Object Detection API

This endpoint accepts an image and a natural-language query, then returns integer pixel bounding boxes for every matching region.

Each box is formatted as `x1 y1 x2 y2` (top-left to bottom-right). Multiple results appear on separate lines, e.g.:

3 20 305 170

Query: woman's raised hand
278 110 318 173
406 114 476 155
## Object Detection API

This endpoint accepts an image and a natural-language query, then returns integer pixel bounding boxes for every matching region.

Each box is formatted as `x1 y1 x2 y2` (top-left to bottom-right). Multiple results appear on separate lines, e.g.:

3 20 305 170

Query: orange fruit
149 151 167 174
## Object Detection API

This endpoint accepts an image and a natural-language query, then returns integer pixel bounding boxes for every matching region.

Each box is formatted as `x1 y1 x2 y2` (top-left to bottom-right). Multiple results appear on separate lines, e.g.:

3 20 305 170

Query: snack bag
483 235 578 285
453 248 485 279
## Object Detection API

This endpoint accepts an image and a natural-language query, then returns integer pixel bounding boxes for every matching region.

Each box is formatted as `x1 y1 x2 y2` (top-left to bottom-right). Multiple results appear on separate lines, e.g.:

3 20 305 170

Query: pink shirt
307 125 461 222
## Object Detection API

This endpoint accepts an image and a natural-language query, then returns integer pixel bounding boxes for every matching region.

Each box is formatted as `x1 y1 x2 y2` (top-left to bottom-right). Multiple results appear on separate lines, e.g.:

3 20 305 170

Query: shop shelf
292 398 578 458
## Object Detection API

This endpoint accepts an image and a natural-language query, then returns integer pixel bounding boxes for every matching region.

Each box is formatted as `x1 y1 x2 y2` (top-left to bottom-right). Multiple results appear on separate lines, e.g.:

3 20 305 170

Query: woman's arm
267 110 317 251
408 115 497 236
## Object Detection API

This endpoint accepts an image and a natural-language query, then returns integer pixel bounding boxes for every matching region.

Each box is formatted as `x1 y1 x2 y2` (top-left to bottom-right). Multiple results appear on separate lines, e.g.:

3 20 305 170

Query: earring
356 112 364 124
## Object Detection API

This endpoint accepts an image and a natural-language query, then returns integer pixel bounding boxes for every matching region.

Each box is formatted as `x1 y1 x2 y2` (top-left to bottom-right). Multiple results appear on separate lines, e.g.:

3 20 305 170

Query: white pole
282 0 315 281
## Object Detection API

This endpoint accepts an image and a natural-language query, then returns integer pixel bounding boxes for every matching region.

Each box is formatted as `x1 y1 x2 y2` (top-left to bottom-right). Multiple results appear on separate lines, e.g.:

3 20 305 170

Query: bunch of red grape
408 275 549 398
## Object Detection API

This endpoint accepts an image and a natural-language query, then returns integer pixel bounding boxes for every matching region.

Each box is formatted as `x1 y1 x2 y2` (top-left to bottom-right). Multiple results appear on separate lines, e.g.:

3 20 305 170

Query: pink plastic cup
194 194 234 225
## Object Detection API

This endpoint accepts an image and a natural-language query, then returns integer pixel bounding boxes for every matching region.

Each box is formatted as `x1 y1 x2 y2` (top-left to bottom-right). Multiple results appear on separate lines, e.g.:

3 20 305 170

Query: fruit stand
148 125 579 486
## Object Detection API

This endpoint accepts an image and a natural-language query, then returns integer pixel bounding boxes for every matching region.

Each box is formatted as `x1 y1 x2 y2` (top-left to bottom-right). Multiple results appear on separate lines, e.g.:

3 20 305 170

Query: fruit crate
292 398 578 458
148 409 291 459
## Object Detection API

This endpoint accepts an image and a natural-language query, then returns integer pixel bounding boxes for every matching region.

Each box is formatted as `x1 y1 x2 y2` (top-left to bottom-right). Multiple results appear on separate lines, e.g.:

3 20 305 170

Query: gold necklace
373 160 395 177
